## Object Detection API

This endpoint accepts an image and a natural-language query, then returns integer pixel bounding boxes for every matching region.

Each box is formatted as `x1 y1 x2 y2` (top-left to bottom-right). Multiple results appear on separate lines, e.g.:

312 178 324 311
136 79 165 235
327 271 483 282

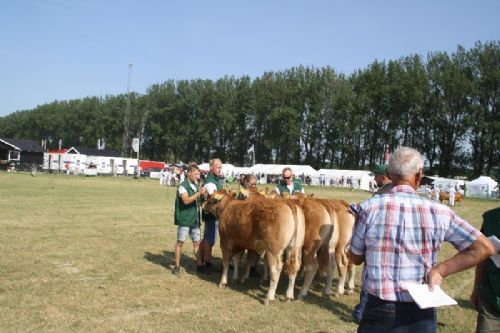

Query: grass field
0 172 498 333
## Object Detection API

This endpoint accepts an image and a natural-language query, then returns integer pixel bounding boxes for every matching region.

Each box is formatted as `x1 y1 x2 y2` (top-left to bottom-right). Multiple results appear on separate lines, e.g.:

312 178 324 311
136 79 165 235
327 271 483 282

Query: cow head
202 189 228 218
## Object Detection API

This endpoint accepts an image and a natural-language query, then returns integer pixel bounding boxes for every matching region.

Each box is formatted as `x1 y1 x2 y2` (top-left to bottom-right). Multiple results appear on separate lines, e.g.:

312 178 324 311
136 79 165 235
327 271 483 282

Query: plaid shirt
350 185 482 302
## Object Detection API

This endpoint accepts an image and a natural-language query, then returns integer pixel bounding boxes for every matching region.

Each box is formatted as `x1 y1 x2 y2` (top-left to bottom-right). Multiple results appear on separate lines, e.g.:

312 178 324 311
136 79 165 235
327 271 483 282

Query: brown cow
203 190 305 304
439 191 464 205
284 195 334 300
317 199 356 297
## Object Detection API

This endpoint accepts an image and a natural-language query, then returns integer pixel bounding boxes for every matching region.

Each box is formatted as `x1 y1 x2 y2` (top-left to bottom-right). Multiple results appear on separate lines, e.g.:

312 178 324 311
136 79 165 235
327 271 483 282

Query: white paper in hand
405 283 457 309
488 236 500 268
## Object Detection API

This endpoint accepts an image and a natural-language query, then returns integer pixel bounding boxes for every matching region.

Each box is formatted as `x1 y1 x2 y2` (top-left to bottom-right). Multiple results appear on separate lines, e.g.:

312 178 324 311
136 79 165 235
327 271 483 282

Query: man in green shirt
172 164 206 276
275 167 304 195
471 207 500 332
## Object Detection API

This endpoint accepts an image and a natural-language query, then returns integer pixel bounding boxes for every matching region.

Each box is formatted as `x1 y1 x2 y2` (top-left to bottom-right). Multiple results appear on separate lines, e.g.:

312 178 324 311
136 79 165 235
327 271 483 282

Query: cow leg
231 252 243 284
335 250 347 296
261 251 269 282
297 251 319 300
284 248 302 301
322 249 336 298
219 247 232 288
346 262 356 295
240 250 256 284
264 251 282 305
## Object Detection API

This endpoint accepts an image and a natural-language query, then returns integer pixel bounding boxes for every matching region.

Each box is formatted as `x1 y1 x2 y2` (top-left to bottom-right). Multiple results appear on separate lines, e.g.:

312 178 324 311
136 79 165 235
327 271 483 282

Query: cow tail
285 200 300 275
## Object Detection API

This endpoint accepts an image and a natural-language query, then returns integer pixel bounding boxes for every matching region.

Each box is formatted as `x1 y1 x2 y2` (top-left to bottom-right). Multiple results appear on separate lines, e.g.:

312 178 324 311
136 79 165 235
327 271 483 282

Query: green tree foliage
0 42 498 178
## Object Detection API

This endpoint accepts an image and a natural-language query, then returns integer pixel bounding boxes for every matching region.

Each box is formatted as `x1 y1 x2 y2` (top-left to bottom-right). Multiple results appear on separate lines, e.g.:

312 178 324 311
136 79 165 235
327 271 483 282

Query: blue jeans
353 289 369 321
358 294 436 333
203 218 219 247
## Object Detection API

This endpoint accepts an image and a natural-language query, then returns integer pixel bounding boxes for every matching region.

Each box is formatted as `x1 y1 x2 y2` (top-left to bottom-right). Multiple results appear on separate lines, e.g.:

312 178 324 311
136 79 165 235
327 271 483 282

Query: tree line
0 41 498 178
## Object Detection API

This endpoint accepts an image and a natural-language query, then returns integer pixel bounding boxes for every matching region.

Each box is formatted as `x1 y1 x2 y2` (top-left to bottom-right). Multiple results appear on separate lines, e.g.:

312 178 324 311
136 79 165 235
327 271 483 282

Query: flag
247 144 254 154
384 144 389 164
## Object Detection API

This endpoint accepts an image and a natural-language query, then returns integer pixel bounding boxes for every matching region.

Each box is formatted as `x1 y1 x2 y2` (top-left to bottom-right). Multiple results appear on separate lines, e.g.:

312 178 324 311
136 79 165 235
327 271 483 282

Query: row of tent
1 135 496 199
198 163 498 199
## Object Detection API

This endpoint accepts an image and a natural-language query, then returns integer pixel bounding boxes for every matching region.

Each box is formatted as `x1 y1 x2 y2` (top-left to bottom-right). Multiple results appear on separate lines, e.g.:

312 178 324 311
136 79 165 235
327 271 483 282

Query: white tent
249 164 319 177
317 169 373 191
429 177 465 192
466 176 498 198
198 163 239 175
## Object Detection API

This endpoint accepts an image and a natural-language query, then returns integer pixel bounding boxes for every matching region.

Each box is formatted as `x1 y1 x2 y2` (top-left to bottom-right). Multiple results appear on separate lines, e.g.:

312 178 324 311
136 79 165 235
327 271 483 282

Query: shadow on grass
143 250 221 284
144 250 358 322
456 297 474 311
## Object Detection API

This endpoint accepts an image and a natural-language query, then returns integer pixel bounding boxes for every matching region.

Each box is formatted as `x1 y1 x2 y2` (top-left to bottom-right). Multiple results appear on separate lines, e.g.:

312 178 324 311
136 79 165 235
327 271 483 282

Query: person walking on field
470 207 500 333
199 158 223 274
172 164 206 276
348 146 494 333
275 167 304 195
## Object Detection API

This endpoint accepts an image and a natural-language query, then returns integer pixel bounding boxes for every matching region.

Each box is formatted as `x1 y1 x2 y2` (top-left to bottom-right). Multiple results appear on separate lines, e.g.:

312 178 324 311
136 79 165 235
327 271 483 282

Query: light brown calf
203 190 305 305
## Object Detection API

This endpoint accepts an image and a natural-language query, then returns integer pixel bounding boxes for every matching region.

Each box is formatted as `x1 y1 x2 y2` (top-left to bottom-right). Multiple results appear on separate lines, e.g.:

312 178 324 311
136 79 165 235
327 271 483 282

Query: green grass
0 172 497 332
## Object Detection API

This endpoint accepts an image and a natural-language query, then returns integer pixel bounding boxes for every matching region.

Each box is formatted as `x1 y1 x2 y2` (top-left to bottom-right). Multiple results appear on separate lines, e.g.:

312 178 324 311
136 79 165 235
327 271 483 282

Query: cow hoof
218 283 226 289
239 278 247 284
347 289 354 295
264 299 270 306
334 292 340 298
285 297 293 303
297 294 305 301
322 293 330 300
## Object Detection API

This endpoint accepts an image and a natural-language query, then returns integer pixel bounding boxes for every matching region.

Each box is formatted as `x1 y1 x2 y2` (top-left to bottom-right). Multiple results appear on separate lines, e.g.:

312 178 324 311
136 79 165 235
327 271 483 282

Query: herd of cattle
202 188 356 305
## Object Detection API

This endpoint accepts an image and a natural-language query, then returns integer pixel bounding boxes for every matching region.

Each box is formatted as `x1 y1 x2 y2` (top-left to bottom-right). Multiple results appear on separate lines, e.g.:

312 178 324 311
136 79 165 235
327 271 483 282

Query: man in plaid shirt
348 147 494 333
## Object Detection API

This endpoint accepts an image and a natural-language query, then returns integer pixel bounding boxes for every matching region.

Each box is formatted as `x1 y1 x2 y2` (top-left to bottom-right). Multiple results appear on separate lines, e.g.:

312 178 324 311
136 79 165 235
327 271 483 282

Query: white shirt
178 182 197 196
205 182 217 195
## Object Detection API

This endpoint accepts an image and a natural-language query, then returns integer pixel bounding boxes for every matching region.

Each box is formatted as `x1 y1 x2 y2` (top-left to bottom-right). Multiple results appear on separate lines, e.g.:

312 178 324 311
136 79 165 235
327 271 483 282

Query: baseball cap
373 164 388 176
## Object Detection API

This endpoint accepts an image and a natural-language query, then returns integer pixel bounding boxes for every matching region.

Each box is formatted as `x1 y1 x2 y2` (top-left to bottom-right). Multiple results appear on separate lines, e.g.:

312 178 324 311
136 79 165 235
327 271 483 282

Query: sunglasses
283 176 292 180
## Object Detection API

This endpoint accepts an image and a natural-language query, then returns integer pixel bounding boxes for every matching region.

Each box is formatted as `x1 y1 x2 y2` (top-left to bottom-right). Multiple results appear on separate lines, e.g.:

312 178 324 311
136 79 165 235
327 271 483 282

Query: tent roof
198 163 236 173
249 164 319 176
468 176 497 187
317 169 373 179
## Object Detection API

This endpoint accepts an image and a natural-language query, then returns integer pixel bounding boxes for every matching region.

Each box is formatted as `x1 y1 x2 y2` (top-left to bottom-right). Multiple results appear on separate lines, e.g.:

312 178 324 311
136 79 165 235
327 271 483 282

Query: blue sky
0 0 498 117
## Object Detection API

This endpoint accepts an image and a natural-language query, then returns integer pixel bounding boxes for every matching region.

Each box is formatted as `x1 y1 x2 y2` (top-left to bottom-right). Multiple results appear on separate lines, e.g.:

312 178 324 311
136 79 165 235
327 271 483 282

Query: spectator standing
275 167 304 195
433 186 440 202
172 164 206 276
199 158 223 274
470 207 500 333
449 184 456 207
348 147 494 333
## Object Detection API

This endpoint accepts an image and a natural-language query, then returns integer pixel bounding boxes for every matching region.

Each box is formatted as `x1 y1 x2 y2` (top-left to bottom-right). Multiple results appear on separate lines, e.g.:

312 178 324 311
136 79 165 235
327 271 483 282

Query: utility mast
122 63 133 157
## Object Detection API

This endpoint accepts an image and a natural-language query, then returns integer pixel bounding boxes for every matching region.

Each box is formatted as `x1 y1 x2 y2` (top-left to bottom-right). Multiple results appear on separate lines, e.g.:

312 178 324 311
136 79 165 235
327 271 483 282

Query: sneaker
172 266 180 276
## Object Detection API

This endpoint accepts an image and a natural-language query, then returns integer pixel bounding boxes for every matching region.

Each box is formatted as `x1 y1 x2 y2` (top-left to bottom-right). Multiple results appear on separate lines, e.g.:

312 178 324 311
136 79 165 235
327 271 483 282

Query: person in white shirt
433 186 440 202
449 185 456 207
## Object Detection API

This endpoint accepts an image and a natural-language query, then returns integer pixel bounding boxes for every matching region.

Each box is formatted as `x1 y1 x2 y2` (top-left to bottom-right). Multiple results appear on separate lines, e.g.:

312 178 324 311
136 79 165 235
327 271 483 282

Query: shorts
177 226 201 242
203 218 219 247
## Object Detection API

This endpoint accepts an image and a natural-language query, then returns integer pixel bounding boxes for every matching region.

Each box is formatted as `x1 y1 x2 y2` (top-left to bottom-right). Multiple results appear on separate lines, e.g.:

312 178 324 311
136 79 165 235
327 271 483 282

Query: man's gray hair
209 158 222 167
387 147 424 179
